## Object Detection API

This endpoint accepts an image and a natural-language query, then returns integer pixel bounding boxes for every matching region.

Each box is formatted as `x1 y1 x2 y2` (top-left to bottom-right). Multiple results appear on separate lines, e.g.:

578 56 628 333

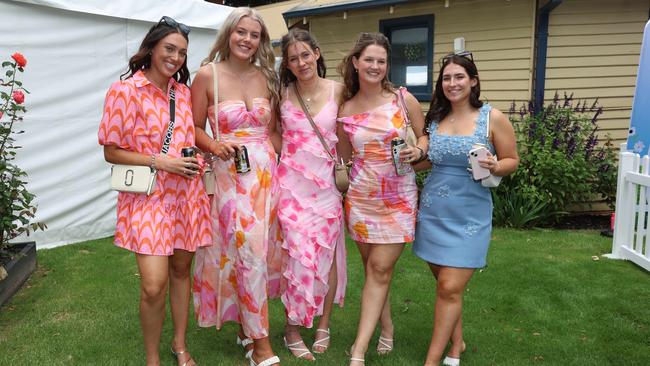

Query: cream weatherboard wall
290 0 647 143
303 0 537 112
545 0 649 145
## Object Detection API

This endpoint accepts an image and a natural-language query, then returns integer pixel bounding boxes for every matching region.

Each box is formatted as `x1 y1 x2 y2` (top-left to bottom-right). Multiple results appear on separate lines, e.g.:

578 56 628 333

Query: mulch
544 214 612 231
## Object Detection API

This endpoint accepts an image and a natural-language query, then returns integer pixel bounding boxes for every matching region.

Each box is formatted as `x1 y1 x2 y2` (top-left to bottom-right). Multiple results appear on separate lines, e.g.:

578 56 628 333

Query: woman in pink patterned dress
276 29 347 361
191 8 282 366
98 17 211 366
336 32 428 365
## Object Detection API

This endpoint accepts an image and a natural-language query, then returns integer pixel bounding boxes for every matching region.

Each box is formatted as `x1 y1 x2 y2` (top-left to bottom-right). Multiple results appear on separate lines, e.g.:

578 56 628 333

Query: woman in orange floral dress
336 32 428 366
98 17 211 366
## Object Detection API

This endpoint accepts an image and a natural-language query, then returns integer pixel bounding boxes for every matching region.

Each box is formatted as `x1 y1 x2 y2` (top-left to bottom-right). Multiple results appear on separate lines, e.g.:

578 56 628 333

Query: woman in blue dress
413 53 518 366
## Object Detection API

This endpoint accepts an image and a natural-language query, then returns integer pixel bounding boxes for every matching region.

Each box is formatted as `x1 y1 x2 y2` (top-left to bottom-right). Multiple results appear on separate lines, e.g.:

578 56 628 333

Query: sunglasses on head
159 16 190 35
440 51 473 67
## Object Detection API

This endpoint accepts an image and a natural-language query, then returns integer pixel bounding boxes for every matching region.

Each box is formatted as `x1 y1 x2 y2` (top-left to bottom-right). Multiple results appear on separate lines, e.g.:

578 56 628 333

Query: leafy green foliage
0 52 45 254
493 93 617 228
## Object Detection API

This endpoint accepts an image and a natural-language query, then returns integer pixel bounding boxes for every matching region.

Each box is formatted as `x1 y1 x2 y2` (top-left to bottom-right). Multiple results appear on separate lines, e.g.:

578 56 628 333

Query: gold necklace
297 79 321 112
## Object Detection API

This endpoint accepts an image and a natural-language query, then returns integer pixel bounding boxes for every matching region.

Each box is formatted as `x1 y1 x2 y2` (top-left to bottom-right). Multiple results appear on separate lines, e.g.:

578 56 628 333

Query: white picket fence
606 144 650 272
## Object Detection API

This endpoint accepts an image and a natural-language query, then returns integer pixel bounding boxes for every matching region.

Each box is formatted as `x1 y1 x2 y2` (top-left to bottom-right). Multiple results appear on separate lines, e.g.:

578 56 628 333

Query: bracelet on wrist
415 146 426 162
150 154 157 170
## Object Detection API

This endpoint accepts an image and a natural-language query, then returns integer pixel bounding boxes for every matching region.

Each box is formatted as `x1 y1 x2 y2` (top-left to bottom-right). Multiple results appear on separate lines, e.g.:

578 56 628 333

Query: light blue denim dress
413 104 493 268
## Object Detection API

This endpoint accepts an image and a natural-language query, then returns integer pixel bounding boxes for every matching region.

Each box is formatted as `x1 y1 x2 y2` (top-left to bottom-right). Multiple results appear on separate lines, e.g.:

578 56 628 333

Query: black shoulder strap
161 86 176 154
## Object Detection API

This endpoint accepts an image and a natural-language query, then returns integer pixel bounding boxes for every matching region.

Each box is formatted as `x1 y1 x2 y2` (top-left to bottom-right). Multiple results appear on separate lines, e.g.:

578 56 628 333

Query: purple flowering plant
494 92 616 227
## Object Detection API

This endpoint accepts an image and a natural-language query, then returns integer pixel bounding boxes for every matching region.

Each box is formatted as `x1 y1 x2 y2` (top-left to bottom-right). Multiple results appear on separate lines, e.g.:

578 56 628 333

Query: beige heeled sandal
376 336 393 355
170 347 196 366
349 344 365 365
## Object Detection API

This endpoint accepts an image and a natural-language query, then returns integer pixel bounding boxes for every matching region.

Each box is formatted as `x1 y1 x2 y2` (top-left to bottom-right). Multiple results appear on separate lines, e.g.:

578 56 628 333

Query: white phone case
469 146 491 180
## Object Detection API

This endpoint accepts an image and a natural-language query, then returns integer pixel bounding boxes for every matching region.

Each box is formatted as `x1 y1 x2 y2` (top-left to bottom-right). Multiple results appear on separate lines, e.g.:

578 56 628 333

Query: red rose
11 52 27 68
12 91 25 104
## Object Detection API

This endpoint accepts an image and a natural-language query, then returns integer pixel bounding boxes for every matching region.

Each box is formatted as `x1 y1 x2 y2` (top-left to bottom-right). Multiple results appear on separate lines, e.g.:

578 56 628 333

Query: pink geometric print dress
193 97 282 339
337 93 418 243
98 70 212 255
277 81 347 328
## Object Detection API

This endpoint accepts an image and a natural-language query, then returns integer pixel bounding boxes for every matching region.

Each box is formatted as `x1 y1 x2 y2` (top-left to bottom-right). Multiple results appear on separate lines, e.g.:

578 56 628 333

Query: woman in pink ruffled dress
191 7 282 366
276 29 347 361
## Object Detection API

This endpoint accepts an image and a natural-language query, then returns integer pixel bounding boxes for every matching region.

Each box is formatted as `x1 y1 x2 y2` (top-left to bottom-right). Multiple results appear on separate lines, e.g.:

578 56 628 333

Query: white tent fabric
0 0 233 249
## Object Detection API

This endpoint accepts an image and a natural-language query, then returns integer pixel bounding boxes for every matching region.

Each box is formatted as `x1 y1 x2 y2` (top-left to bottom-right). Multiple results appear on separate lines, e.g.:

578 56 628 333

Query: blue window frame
380 15 434 101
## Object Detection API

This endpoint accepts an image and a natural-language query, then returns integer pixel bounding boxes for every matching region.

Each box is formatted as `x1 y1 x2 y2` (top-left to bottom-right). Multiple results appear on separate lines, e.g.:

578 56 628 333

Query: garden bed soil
545 214 611 230
0 242 37 307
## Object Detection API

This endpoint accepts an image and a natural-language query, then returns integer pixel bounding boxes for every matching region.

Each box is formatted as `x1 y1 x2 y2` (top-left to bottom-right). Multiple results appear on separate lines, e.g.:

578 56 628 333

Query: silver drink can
235 145 251 174
391 138 410 176
181 146 196 157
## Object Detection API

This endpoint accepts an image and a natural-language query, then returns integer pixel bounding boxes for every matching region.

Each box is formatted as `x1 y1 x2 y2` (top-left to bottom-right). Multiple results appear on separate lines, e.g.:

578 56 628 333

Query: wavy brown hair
121 19 190 85
425 55 483 134
202 7 279 116
338 32 393 101
279 29 326 87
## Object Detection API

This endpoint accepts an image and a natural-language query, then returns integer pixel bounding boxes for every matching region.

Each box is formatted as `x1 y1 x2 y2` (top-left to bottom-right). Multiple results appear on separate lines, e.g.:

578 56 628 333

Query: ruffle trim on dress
280 159 333 190
282 132 337 160
115 194 212 255
278 197 342 327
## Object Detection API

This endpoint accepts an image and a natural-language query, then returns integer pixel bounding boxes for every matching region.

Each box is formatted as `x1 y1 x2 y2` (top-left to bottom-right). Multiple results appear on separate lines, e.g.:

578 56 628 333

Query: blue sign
627 20 650 155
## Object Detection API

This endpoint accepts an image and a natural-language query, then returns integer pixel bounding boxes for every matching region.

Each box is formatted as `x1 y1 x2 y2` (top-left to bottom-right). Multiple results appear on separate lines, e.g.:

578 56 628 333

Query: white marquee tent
0 0 233 249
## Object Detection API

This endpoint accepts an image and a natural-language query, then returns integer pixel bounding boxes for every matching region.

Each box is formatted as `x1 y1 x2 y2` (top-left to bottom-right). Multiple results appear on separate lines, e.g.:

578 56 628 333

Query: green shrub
492 93 617 228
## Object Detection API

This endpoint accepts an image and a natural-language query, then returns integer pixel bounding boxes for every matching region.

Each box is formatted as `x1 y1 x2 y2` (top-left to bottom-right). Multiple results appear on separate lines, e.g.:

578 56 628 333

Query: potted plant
0 52 45 307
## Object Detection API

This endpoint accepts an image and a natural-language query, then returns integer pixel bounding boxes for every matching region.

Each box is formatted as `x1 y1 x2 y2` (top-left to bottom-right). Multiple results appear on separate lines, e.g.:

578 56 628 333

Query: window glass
391 27 428 87
380 15 433 101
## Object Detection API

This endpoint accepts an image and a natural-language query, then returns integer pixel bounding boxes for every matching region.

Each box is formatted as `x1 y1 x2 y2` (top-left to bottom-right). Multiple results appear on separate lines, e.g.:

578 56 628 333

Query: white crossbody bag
109 86 177 196
201 62 220 196
481 109 502 188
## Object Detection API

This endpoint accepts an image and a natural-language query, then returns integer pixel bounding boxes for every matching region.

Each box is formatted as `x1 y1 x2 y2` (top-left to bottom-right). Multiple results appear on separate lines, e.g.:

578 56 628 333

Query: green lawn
1 229 648 365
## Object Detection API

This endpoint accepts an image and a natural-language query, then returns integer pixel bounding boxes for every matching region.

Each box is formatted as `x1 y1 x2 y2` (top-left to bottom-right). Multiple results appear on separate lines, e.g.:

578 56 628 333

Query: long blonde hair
203 7 279 115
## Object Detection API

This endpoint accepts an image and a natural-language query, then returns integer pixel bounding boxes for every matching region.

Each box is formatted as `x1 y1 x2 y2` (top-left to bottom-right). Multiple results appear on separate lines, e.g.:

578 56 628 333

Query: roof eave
283 0 412 21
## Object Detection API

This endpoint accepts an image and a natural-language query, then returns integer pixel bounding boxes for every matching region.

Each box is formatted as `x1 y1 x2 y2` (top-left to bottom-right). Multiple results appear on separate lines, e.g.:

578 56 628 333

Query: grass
0 229 649 365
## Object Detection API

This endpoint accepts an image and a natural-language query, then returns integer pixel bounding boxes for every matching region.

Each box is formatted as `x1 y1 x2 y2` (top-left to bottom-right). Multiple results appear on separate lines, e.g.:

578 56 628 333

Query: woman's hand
399 145 425 163
478 151 499 174
209 140 239 161
155 155 200 179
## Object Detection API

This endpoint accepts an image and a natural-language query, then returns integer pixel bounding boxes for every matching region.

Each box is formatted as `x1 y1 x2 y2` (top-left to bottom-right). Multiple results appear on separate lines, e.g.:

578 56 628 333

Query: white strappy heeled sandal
249 355 280 366
237 334 254 359
312 328 330 353
284 336 315 360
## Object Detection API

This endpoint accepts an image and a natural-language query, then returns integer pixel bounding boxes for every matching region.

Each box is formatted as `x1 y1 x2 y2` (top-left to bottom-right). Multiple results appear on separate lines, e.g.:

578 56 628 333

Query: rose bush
1 52 45 269
11 52 27 68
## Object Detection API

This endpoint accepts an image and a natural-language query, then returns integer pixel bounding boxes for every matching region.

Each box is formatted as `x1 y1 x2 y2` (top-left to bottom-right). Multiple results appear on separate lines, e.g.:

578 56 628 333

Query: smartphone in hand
469 146 491 180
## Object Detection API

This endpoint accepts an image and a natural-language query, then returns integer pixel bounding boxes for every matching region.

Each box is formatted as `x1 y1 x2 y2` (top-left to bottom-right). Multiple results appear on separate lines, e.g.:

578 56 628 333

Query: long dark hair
279 29 326 87
120 21 190 85
338 32 393 101
424 55 482 133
